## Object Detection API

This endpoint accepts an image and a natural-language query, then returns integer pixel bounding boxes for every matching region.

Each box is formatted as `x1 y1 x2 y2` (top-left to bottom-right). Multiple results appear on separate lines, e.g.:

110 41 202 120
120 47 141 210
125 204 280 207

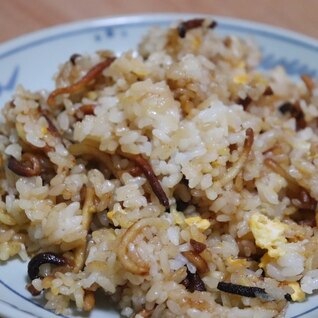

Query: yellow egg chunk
107 210 115 221
288 282 306 302
259 253 275 269
192 36 202 50
227 257 250 269
233 73 248 85
252 73 269 86
249 212 288 258
41 127 48 135
107 210 132 228
185 216 211 231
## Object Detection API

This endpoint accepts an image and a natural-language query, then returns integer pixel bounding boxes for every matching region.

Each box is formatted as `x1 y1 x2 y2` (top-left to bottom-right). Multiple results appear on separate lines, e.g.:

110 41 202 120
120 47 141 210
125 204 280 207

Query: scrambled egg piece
211 161 220 168
107 210 115 221
107 210 133 228
226 257 251 271
184 217 211 231
259 253 275 269
288 282 306 302
192 36 202 50
227 257 250 267
41 127 48 135
233 72 268 87
218 147 229 156
249 212 288 258
233 73 248 85
252 73 269 86
171 209 211 231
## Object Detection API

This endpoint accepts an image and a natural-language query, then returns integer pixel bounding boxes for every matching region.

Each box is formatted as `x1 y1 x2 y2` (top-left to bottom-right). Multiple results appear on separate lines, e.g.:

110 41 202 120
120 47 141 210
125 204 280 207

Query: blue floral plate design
0 13 318 318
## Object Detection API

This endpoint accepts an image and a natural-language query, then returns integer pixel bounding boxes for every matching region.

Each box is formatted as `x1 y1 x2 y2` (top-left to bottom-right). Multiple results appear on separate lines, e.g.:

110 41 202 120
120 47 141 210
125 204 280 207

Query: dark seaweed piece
209 21 218 29
229 143 238 153
182 270 206 292
298 214 316 227
70 53 82 65
176 199 188 212
177 18 217 38
217 282 292 302
237 96 252 110
28 252 66 280
263 86 274 96
279 102 294 114
217 281 263 297
182 275 190 289
278 101 306 130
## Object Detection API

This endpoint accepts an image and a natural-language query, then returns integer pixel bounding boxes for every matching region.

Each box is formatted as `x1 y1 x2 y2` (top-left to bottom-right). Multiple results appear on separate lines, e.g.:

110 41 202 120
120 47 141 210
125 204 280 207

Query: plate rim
0 13 318 61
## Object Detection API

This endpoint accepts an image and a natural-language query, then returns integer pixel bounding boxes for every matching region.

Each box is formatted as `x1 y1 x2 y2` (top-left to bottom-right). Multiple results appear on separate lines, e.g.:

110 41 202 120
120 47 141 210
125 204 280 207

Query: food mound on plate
1 18 318 317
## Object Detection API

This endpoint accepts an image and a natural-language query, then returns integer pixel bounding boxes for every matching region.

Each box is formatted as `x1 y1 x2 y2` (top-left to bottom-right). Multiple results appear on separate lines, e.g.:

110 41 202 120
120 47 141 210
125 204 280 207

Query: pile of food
1 18 318 318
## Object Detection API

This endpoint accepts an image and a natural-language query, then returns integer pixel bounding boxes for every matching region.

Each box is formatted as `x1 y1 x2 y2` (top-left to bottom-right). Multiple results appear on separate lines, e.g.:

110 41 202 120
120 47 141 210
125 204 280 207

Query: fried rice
1 18 318 318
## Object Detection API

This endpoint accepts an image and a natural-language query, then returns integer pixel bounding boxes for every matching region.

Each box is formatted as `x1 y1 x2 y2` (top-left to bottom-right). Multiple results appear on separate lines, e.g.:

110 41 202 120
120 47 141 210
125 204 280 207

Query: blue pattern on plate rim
0 296 42 318
0 278 67 318
261 51 317 77
0 19 318 317
0 65 19 97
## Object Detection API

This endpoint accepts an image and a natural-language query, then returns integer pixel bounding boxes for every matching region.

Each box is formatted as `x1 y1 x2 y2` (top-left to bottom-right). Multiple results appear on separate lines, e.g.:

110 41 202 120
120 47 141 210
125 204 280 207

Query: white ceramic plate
0 13 318 318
